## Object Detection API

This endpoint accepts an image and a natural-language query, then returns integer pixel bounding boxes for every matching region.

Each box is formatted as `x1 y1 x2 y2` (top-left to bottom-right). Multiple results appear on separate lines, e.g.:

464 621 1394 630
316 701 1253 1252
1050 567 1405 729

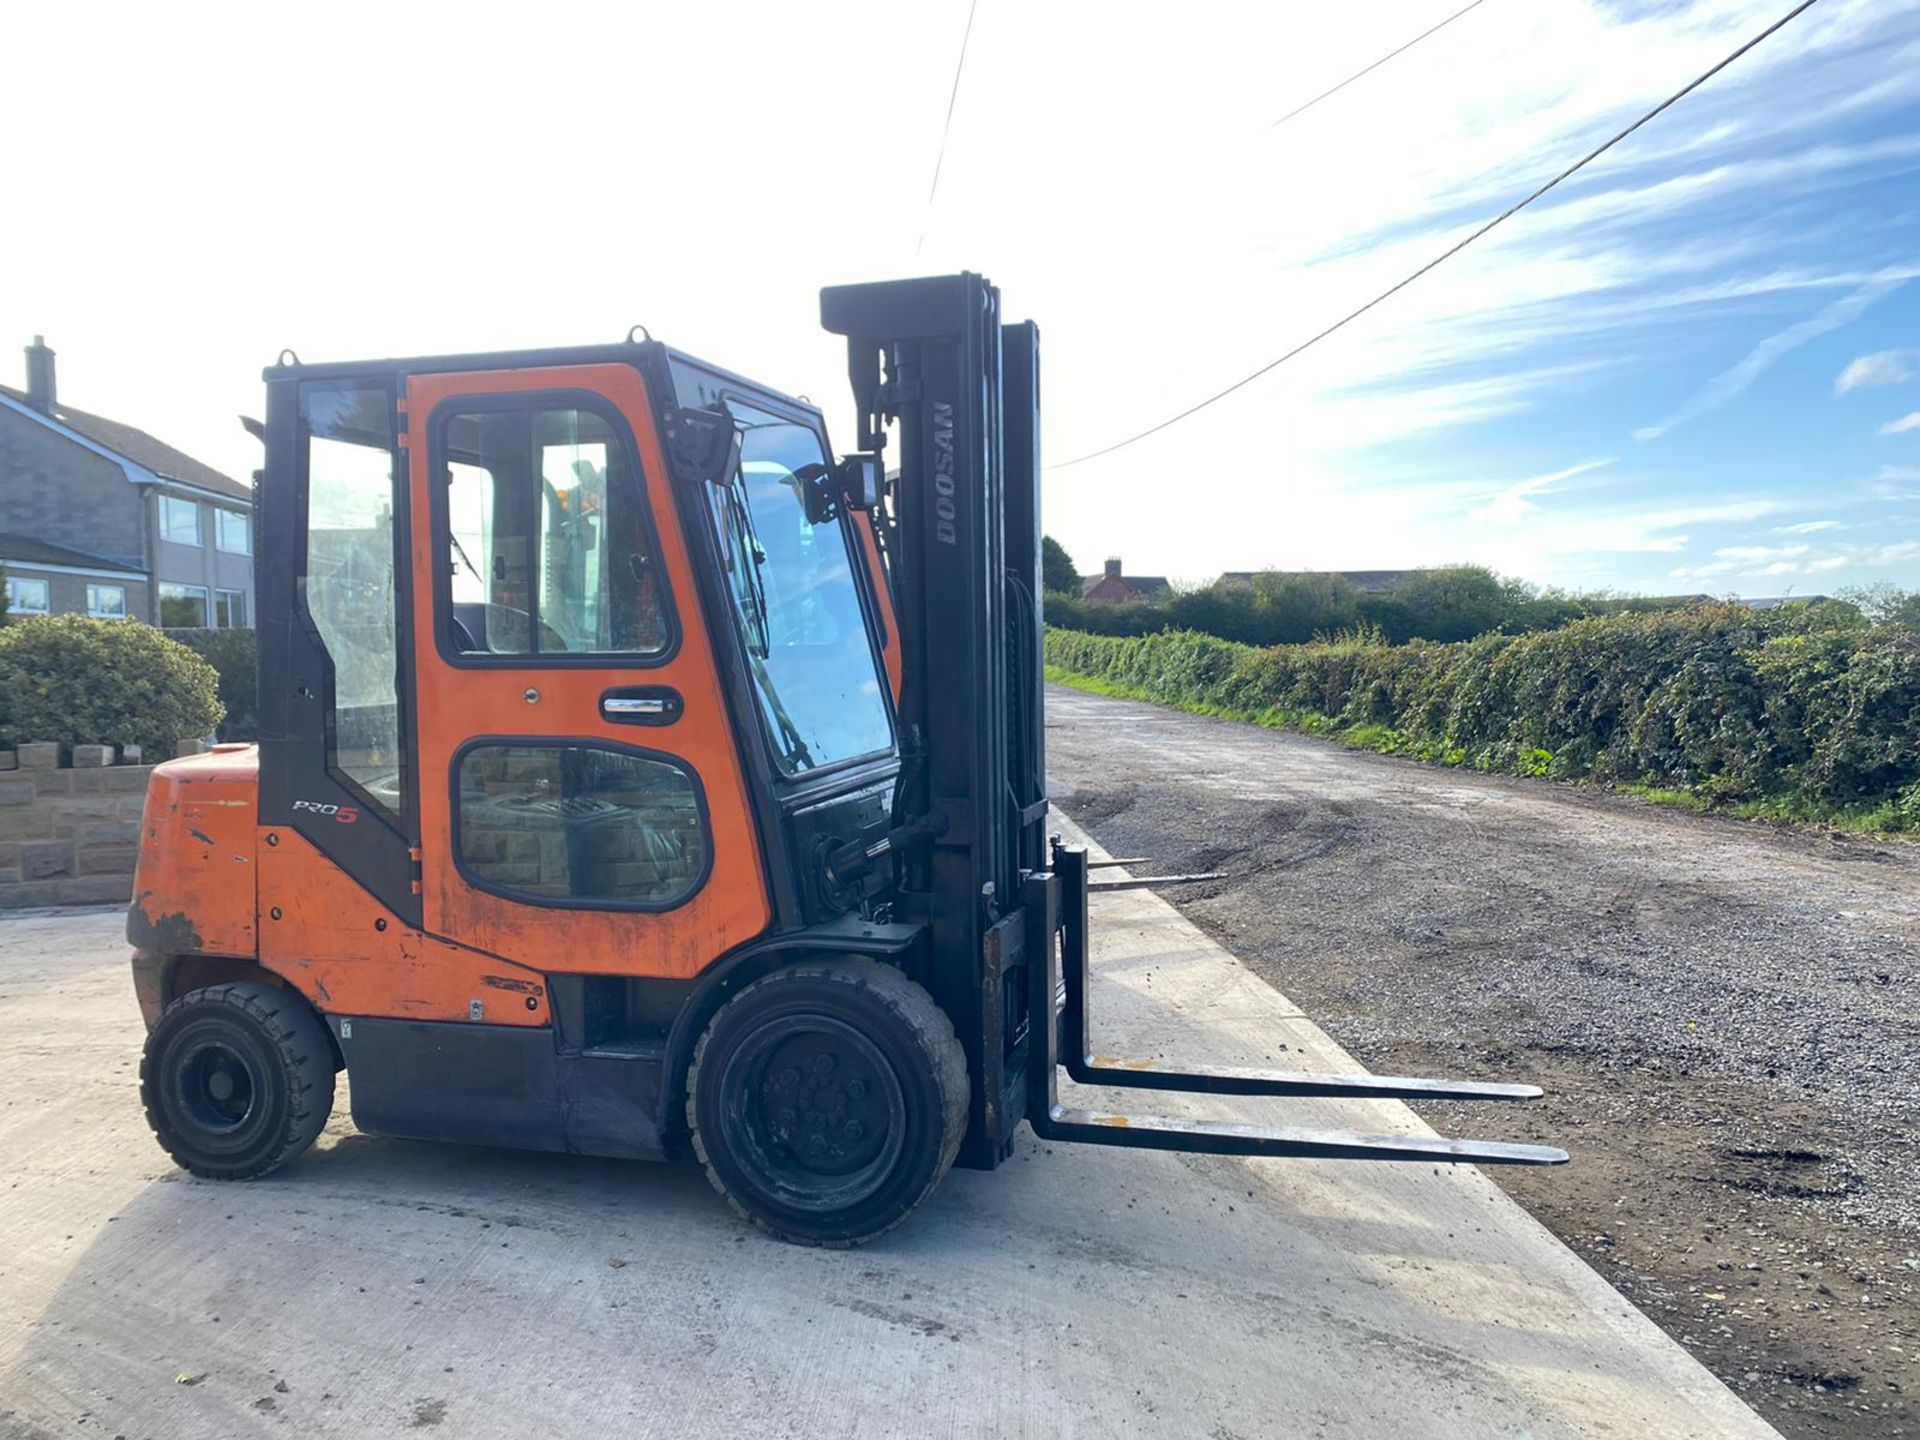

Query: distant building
0 336 253 628
1081 557 1170 604
1216 568 1424 594
1738 595 1831 611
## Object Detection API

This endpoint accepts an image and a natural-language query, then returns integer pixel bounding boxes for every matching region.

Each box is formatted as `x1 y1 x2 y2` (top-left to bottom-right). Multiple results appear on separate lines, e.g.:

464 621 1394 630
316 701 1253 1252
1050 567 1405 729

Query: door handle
600 686 683 726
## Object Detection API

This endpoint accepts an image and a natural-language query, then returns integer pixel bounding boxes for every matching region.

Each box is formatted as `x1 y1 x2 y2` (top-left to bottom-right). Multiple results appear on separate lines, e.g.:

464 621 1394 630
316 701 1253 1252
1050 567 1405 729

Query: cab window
438 403 669 658
712 400 892 774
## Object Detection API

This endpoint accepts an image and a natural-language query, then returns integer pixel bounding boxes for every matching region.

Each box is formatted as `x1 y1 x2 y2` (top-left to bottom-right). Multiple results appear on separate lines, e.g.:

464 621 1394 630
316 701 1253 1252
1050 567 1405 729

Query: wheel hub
180 1041 257 1131
760 1039 890 1176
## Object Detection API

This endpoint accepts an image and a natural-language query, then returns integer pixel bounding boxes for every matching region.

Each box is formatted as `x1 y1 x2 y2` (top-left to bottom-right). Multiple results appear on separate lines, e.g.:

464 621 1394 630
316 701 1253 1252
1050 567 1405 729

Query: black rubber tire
140 981 335 1180
687 958 968 1247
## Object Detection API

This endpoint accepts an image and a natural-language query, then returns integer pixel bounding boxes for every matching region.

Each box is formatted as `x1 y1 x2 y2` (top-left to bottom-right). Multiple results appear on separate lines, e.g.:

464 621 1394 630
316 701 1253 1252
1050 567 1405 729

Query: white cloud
1775 519 1844 533
1808 554 1851 571
1715 544 1809 561
1835 348 1918 393
1881 411 1920 435
1635 274 1910 441
1467 457 1615 524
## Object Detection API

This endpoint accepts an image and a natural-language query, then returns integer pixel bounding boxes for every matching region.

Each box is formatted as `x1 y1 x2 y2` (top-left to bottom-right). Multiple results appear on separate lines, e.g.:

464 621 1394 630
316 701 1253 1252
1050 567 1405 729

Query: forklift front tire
687 958 967 1247
140 981 336 1181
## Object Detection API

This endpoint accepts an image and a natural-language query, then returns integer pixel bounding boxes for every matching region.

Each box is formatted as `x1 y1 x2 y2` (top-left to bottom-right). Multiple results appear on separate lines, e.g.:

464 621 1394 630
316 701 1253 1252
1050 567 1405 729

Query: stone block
74 819 141 846
0 779 33 808
15 742 60 770
21 841 76 880
0 807 55 842
76 844 140 876
103 766 154 794
71 744 112 767
120 744 143 765
0 879 68 909
0 842 19 869
49 799 124 837
175 739 209 758
57 875 134 905
0 749 14 771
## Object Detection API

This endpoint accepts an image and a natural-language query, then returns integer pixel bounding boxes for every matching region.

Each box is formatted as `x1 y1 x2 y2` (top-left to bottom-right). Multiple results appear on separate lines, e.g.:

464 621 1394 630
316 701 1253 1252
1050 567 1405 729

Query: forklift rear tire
687 958 968 1247
140 982 336 1180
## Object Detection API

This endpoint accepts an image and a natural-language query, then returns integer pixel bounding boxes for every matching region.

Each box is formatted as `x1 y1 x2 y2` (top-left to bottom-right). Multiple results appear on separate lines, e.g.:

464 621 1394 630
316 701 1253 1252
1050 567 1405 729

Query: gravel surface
1046 683 1920 1440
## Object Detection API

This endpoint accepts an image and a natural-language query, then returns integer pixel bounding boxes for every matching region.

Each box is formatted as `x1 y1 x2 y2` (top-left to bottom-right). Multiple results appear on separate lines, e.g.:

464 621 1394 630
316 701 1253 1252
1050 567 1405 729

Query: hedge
0 615 224 759
1045 604 1920 817
170 627 258 742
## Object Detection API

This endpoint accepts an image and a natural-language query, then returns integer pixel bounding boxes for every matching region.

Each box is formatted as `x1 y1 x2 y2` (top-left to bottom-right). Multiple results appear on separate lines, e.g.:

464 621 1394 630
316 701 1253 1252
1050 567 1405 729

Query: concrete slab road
0 819 1777 1440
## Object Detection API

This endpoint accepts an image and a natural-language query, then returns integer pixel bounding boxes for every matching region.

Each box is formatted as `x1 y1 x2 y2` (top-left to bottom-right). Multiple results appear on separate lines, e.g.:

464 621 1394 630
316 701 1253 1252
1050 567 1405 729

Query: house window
217 509 251 554
214 588 247 627
5 577 50 614
158 582 209 628
87 584 128 619
160 495 202 545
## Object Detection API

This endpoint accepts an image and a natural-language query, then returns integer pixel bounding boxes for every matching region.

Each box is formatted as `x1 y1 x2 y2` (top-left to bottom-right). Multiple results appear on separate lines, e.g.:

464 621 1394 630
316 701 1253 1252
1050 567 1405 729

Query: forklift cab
260 348 899 974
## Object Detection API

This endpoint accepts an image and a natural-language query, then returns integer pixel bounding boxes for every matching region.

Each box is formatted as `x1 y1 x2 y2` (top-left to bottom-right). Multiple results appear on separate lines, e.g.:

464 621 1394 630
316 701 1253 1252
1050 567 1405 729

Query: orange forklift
128 274 1564 1245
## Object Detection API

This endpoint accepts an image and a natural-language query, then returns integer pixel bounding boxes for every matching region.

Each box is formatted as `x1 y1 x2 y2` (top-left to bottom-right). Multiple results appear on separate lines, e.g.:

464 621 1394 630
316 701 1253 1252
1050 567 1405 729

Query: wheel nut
813 1054 835 1074
847 1079 867 1100
845 1120 863 1140
779 1067 800 1086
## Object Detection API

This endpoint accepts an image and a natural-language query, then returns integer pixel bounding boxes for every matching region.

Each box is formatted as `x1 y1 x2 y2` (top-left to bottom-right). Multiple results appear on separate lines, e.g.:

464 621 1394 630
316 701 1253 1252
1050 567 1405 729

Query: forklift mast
822 275 1046 1167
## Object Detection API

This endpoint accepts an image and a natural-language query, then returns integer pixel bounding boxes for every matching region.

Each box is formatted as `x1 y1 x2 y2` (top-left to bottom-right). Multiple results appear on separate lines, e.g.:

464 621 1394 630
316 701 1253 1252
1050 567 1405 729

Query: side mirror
664 405 740 486
798 454 882 525
835 453 882 511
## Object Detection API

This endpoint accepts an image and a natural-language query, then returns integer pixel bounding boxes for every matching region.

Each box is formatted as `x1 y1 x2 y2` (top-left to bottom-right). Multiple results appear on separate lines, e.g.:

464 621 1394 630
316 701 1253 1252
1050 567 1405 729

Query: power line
1264 0 1487 134
1052 0 1823 472
916 0 981 258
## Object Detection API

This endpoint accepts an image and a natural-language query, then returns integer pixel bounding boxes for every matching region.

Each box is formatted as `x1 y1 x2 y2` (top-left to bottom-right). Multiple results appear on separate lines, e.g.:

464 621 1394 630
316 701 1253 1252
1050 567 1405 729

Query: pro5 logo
292 799 360 824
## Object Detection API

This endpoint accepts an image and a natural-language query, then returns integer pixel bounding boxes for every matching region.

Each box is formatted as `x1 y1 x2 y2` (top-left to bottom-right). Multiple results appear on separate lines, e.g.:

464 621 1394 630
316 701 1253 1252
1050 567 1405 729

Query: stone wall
0 744 151 909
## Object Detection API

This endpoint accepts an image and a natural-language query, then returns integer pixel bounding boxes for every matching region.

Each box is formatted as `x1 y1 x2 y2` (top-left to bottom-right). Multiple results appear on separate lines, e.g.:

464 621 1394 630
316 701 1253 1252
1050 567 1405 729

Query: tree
1041 535 1080 596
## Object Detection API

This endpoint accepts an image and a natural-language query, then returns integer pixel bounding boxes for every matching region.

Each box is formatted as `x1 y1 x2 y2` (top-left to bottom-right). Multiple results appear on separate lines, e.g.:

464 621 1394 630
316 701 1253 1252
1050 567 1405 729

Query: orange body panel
256 829 548 1026
854 512 902 704
130 746 260 958
406 363 772 980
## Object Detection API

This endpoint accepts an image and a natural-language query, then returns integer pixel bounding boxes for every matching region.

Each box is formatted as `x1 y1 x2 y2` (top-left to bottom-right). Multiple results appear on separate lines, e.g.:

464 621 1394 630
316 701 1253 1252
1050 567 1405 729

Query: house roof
0 531 146 576
1739 595 1831 610
1081 572 1170 599
0 383 249 501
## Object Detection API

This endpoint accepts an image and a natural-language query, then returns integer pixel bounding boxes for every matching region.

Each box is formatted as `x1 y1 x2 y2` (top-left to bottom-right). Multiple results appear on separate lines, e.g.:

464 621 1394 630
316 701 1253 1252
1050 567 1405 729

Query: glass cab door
404 363 769 980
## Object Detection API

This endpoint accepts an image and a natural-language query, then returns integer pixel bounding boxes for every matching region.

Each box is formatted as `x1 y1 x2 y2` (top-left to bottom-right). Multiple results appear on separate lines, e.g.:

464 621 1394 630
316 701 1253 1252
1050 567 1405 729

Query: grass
1049 665 1915 839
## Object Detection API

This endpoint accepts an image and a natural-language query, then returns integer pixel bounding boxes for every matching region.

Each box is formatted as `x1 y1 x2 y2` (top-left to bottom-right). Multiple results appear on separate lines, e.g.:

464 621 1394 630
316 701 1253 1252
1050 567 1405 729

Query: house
0 336 253 629
1216 569 1424 594
1081 557 1170 604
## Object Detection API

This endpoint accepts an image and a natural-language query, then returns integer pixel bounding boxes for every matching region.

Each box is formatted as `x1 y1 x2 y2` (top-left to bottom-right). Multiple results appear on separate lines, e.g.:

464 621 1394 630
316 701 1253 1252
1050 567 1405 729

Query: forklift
128 273 1565 1246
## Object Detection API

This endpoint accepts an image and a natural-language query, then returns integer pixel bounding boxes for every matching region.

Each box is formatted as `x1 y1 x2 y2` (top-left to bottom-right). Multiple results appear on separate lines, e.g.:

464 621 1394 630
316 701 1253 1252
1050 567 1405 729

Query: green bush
171 627 258 741
1045 604 1920 822
1042 565 1773 647
0 615 224 760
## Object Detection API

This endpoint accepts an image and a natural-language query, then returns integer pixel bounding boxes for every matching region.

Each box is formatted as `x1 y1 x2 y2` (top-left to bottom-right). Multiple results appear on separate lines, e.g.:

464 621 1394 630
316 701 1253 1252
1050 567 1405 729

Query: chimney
24 336 56 414
1104 557 1122 578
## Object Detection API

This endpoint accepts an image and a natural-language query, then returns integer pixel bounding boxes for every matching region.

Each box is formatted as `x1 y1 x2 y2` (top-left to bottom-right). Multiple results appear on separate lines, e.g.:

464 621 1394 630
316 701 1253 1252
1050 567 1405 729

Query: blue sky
2 0 1916 598
1020 0 1920 596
